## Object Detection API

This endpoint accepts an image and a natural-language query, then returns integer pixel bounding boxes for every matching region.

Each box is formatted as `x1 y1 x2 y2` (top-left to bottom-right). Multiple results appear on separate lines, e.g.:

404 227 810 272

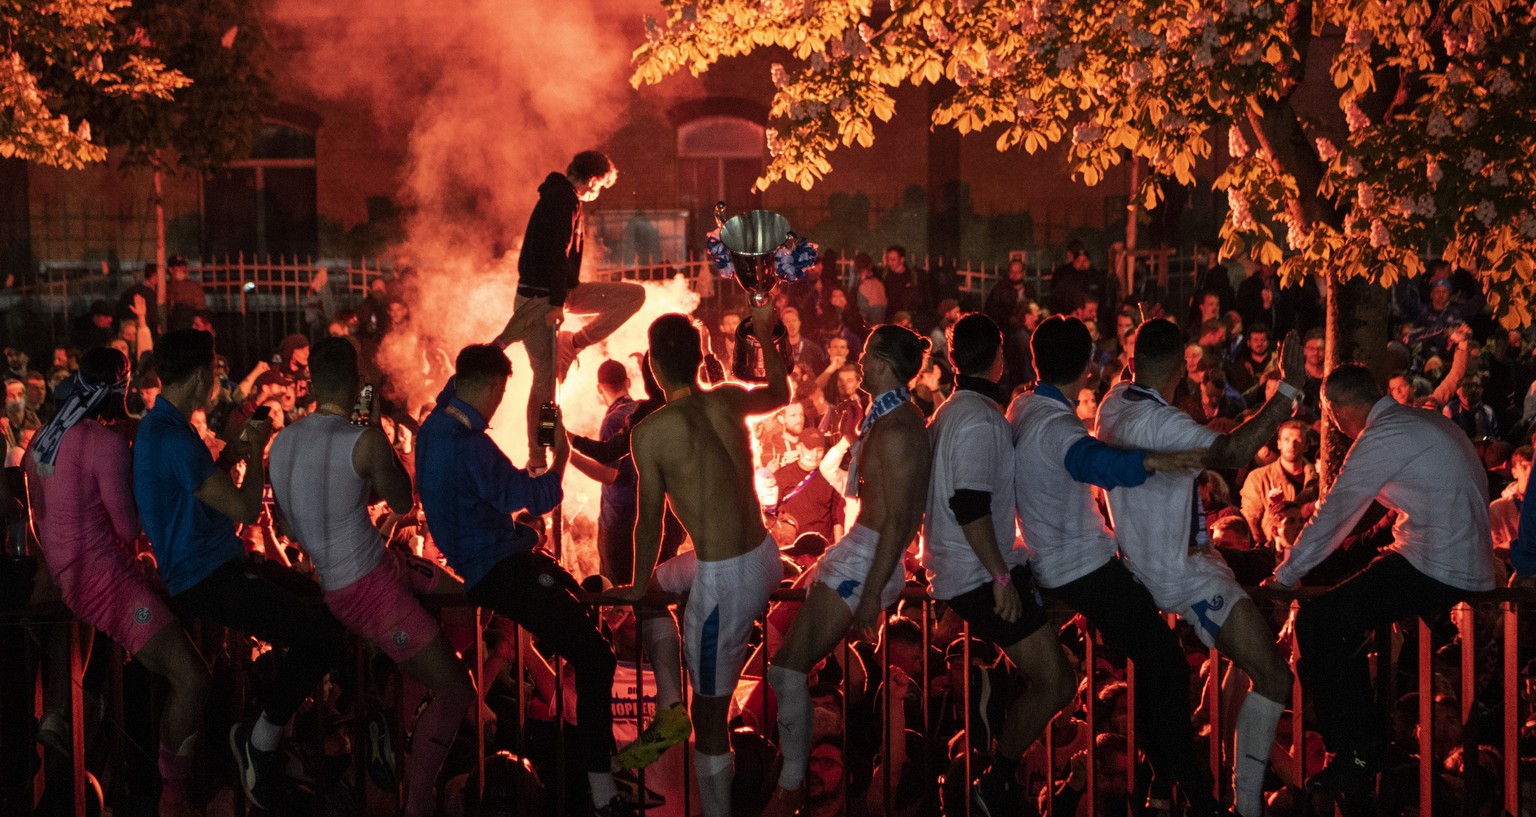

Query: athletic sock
406 682 475 817
1234 692 1285 817
694 750 734 817
766 664 810 790
158 742 194 800
588 772 619 808
641 614 684 711
251 713 283 753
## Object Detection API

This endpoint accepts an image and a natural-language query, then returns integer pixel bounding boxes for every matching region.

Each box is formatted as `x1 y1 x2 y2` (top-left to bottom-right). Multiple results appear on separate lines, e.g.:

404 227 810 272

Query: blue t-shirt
416 380 561 589
133 399 243 595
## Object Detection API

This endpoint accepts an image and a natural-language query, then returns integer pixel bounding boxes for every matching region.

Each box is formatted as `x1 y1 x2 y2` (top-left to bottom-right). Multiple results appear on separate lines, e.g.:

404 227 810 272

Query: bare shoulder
870 404 931 460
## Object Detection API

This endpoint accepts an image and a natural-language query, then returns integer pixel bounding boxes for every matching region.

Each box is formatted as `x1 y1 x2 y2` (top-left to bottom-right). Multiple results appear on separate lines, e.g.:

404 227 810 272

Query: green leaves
636 0 1536 325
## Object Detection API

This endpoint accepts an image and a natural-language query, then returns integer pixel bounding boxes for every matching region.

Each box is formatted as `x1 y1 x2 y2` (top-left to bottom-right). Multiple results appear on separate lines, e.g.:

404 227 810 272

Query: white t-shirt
1095 381 1221 598
1007 390 1119 589
923 389 1027 600
1276 398 1494 591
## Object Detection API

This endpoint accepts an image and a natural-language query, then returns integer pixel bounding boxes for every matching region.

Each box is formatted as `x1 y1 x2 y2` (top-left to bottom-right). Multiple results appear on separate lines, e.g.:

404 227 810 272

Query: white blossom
1015 95 1038 119
1286 220 1309 250
766 129 784 158
1492 167 1509 186
1226 0 1250 18
1417 195 1437 217
1227 125 1250 159
858 23 875 43
1130 28 1157 49
1122 61 1150 87
1519 213 1536 239
1456 109 1479 131
1463 150 1485 173
1344 99 1370 133
770 63 789 89
1346 158 1363 178
1489 70 1515 96
955 63 975 88
1227 189 1256 231
1475 200 1496 225
1370 219 1389 248
1426 111 1453 138
1427 160 1443 184
1314 137 1338 161
923 18 953 45
1357 182 1376 209
1071 121 1104 144
1056 43 1083 70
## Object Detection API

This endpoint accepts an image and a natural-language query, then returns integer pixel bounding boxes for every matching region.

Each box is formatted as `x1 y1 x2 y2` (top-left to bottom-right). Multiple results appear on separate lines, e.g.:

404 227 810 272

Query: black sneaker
594 795 640 817
229 723 280 810
1306 746 1383 794
971 768 1022 817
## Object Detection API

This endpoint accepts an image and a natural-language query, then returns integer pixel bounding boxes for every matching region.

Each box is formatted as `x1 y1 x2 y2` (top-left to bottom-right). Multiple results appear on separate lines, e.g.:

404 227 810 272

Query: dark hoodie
517 172 584 307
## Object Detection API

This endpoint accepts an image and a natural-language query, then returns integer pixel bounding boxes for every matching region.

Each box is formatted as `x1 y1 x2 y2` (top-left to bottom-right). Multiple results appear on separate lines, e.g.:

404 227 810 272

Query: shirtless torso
630 385 767 563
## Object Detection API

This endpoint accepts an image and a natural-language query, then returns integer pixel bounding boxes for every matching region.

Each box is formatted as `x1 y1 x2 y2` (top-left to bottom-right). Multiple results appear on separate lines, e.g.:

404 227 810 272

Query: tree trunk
1319 273 1392 489
154 167 167 328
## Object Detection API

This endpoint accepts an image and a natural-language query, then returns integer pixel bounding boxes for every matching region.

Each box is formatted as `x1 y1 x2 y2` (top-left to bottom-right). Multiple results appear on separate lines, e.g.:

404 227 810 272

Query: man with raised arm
603 300 789 817
1264 364 1495 798
415 344 634 816
1096 318 1305 817
1009 316 1216 817
268 338 474 817
134 330 344 811
760 323 933 817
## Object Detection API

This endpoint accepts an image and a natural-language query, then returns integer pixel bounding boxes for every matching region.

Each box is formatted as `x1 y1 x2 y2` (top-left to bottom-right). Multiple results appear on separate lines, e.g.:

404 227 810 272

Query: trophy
709 202 817 382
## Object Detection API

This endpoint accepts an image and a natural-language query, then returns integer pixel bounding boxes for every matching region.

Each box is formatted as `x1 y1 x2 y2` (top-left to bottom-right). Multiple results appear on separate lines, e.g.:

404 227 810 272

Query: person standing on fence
415 343 637 817
1008 316 1219 817
602 303 789 817
492 150 645 472
761 323 931 817
923 312 1077 817
133 329 345 811
1096 318 1305 817
25 347 209 817
1263 364 1496 798
268 338 475 817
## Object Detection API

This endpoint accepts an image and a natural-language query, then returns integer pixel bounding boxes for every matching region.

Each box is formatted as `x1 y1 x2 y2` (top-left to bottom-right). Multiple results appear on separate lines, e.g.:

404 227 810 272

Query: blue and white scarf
845 386 911 497
30 371 128 477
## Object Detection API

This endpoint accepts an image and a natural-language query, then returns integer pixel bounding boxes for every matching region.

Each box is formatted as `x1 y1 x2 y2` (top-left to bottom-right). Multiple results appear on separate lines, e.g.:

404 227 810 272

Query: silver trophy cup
715 203 796 382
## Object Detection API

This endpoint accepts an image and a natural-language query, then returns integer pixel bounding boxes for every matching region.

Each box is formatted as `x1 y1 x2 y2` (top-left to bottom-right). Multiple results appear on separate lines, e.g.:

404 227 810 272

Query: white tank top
268 413 384 591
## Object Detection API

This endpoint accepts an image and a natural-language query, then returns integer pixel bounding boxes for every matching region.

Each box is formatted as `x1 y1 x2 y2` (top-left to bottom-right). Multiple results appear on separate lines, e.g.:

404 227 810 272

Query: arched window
676 114 765 250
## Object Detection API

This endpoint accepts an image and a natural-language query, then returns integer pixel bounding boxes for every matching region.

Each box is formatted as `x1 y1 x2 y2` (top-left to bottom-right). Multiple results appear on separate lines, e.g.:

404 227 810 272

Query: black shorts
944 564 1049 649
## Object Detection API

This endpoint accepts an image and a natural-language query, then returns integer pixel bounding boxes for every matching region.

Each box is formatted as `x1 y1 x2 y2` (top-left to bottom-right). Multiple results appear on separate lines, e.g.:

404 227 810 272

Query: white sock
766 664 810 790
1234 693 1284 817
251 714 283 752
588 772 618 808
695 750 734 817
641 613 684 710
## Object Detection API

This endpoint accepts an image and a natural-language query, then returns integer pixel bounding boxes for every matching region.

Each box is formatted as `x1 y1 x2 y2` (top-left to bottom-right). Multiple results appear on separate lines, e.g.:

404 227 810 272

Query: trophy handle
714 201 728 230
782 231 798 251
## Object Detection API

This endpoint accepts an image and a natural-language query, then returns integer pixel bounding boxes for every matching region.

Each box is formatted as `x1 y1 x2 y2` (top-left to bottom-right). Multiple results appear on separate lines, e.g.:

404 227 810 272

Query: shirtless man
268 338 474 817
604 301 789 817
761 324 932 816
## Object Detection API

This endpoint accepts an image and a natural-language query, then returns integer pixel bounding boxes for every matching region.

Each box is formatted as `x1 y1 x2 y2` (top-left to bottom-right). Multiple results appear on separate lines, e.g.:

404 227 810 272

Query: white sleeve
1274 433 1392 585
1148 404 1222 451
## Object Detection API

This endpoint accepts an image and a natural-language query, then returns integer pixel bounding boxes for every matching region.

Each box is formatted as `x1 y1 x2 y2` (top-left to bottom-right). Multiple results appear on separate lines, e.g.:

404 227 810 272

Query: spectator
881 245 927 325
771 427 843 543
70 300 116 351
985 259 1031 331
781 307 829 375
1049 241 1104 316
1239 420 1318 548
1490 445 1530 567
1228 323 1275 395
855 254 888 325
164 256 205 311
568 359 639 583
1444 374 1500 441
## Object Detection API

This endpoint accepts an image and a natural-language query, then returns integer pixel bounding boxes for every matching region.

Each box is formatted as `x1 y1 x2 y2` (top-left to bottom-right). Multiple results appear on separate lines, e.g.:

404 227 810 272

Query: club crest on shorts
539 573 555 588
1207 594 1225 611
134 606 152 625
393 631 410 649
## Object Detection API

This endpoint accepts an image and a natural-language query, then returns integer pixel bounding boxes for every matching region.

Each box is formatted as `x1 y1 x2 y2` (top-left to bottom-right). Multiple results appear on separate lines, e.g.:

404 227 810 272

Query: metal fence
4 250 1204 374
8 584 1531 817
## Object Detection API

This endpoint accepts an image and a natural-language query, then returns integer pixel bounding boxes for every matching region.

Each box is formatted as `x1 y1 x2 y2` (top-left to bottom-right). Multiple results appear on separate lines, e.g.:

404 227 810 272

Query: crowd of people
0 150 1533 817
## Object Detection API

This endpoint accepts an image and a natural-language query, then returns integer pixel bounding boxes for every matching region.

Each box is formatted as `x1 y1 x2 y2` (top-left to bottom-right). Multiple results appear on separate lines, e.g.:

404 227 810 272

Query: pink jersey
26 420 170 654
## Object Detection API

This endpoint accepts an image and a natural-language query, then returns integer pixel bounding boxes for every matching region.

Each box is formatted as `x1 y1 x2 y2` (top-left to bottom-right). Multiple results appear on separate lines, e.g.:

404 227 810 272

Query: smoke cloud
266 0 703 578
